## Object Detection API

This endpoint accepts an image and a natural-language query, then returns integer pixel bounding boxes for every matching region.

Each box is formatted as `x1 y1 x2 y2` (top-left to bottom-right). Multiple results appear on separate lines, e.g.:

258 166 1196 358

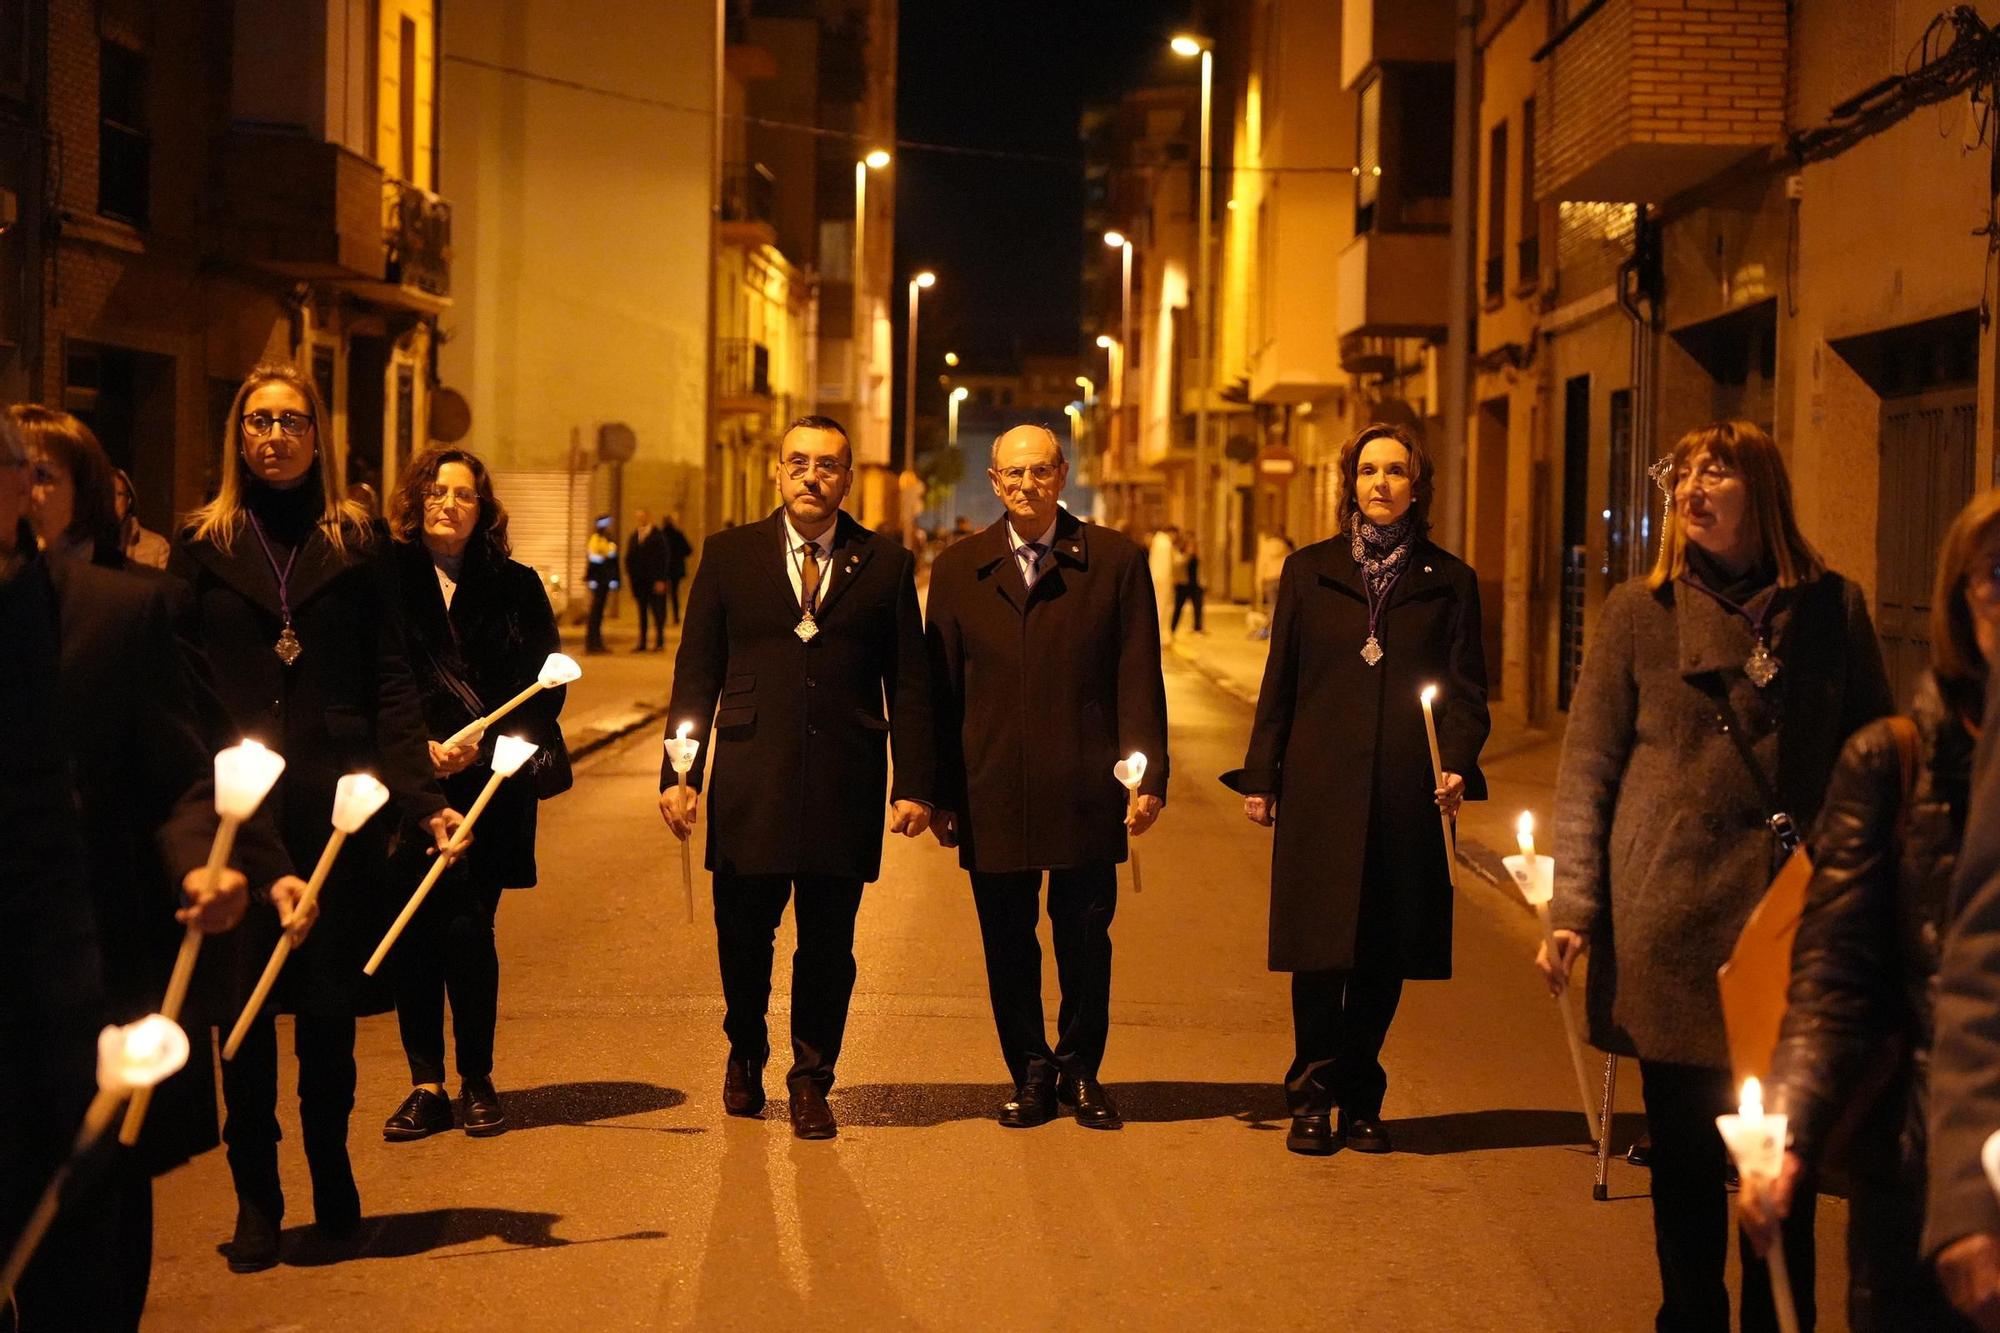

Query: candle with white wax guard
665 722 702 923
1113 752 1147 894
1503 811 1598 1140
1717 1078 1801 1333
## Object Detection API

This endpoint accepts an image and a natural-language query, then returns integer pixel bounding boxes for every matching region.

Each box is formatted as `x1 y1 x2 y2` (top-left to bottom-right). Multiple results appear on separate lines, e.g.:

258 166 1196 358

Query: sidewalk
1164 601 1564 909
551 598 677 758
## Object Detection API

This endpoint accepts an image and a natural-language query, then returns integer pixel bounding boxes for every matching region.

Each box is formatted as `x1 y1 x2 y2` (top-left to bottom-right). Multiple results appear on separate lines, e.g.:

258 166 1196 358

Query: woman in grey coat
1540 420 1892 1331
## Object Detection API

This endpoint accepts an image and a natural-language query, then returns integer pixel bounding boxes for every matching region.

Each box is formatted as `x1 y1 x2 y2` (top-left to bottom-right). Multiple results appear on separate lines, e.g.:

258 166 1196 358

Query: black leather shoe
383 1087 453 1141
723 1058 766 1117
461 1078 506 1136
789 1083 837 1140
998 1081 1059 1128
227 1197 283 1273
1286 1114 1336 1156
1067 1077 1123 1130
1339 1112 1392 1153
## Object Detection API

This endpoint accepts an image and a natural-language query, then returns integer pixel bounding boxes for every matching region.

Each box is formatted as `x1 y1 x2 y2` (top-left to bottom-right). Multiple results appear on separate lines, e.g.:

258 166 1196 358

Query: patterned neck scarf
1349 511 1415 598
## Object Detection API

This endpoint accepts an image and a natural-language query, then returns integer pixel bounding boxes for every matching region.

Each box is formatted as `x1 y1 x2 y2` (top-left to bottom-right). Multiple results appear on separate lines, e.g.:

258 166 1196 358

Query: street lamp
948 385 969 446
1095 334 1124 426
853 149 892 443
1172 32 1215 586
1104 231 1133 411
1064 401 1083 452
903 270 937 477
1075 374 1095 406
944 351 959 367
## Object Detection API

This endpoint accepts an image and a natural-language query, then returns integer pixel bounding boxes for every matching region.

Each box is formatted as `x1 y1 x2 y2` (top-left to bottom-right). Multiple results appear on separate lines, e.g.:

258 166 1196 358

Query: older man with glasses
659 414 934 1140
925 423 1169 1130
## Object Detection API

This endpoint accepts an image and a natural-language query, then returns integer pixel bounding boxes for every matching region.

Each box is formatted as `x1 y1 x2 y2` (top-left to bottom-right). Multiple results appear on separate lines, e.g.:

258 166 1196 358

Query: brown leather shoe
723 1058 766 1117
789 1083 837 1140
1066 1077 1123 1130
1285 1114 1336 1156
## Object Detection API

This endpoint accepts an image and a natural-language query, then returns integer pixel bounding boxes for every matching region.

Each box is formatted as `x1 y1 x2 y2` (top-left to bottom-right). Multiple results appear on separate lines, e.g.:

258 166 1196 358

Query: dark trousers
969 864 1117 1089
1285 966 1404 1118
221 1010 359 1221
1171 583 1204 632
394 867 504 1086
713 873 864 1092
665 577 683 624
1638 1059 1818 1333
586 584 611 648
636 591 668 647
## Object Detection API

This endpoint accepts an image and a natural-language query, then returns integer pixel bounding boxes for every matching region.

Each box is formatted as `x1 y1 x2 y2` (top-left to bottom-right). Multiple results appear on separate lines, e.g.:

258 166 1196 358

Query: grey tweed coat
1550 571 1892 1069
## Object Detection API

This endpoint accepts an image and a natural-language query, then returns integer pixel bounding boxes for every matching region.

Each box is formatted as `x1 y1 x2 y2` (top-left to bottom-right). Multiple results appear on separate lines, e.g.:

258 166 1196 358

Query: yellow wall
375 0 436 189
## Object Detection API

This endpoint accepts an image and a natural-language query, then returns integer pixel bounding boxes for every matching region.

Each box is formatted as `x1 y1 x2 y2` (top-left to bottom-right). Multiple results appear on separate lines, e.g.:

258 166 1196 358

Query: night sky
894 0 1196 370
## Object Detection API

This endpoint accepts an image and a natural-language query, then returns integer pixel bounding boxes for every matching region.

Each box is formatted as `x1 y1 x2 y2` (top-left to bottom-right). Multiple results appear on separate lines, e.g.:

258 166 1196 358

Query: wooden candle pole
363 769 505 976
0 1088 124 1303
222 830 346 1061
1419 687 1458 890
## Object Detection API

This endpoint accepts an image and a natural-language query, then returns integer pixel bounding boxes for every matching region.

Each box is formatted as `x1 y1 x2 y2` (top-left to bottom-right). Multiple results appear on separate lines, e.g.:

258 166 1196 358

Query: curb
566 701 670 761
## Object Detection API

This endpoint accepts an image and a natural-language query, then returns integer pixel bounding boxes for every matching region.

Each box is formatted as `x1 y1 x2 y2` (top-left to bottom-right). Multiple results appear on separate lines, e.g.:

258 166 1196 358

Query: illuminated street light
1172 30 1216 591
1075 374 1095 405
1104 231 1134 412
948 385 969 446
1103 230 1126 249
1095 334 1114 349
864 148 892 170
904 271 939 484
853 150 895 441
944 351 959 367
914 270 936 289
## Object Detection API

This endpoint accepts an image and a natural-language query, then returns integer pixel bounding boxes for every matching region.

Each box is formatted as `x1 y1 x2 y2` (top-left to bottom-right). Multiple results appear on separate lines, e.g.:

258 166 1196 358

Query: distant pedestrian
379 447 572 1144
111 466 171 569
1747 489 2000 1330
658 414 933 1141
584 514 618 654
661 511 693 628
951 514 973 543
1542 420 1891 1330
926 424 1168 1131
1148 525 1175 640
626 508 669 651
1171 532 1204 635
1226 423 1489 1158
1250 529 1293 640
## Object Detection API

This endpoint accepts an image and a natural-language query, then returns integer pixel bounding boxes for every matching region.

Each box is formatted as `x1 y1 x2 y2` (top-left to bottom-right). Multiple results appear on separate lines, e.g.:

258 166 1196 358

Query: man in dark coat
626 509 670 652
662 511 694 626
659 414 933 1141
926 423 1168 1130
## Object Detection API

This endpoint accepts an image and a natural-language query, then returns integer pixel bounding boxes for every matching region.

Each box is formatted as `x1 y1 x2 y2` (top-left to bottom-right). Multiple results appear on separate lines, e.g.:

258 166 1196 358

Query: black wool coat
662 509 934 882
387 539 570 890
170 521 444 1017
47 553 293 1171
626 526 669 586
1224 537 1490 977
925 512 1169 873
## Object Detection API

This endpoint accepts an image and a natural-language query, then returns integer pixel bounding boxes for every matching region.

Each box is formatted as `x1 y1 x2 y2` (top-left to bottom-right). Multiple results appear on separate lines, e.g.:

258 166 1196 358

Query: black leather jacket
1769 675 1972 1162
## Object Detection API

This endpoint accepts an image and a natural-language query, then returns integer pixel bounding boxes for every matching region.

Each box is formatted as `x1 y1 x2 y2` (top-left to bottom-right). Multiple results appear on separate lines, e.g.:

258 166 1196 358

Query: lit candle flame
1516 811 1536 863
1740 1076 1764 1120
677 721 693 742
1420 684 1438 705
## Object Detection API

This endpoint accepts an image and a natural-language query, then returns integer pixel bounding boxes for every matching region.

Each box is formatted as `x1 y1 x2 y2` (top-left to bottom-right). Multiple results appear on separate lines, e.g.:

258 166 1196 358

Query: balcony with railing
385 178 451 299
1535 0 1787 203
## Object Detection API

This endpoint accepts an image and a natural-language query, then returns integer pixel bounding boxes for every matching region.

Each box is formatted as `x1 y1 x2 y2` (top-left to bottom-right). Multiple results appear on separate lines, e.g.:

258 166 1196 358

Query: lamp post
852 149 891 449
1171 33 1214 584
902 270 936 543
947 385 969 446
1103 231 1133 410
1064 402 1083 453
1075 374 1095 406
1095 333 1123 414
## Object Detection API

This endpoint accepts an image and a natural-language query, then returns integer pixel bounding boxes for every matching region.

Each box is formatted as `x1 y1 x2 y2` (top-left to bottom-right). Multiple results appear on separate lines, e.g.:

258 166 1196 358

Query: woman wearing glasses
171 362 461 1272
379 447 570 1142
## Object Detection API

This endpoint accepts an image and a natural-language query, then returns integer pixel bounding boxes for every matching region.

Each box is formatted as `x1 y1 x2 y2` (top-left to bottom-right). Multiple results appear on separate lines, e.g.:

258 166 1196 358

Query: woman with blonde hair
170 361 463 1271
1542 420 1893 1328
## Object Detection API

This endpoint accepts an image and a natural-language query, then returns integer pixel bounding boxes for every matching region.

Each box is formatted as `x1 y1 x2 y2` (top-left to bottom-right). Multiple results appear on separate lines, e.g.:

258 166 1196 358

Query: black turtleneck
1684 542 1775 606
245 479 323 556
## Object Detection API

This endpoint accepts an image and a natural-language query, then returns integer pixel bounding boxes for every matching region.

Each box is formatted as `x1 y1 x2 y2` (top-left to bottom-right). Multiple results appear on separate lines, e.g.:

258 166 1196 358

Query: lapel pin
1424 565 1434 573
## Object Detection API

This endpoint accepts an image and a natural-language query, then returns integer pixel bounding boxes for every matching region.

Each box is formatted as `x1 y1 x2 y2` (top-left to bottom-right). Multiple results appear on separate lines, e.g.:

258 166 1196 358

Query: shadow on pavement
827 1080 1289 1128
1389 1108 1647 1156
499 1080 688 1131
273 1207 669 1265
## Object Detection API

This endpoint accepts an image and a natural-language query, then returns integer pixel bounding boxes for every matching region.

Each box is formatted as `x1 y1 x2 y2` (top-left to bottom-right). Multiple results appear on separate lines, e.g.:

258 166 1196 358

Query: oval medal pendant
1745 641 1779 688
794 615 819 644
274 624 303 665
1360 635 1384 666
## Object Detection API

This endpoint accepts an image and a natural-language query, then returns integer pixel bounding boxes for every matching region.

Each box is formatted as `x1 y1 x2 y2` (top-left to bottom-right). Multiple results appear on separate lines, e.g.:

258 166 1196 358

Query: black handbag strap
1712 687 1801 856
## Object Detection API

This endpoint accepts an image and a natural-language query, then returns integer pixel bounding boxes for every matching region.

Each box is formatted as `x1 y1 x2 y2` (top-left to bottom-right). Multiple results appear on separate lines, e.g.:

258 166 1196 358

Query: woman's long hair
8 404 121 561
389 446 513 560
1930 488 2000 715
1647 420 1824 590
184 362 366 554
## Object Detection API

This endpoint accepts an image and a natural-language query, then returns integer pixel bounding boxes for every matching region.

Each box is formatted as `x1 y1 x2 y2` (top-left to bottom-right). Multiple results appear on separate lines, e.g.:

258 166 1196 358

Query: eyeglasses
421 485 480 510
782 457 849 481
993 463 1061 488
242 410 316 439
1674 461 1737 488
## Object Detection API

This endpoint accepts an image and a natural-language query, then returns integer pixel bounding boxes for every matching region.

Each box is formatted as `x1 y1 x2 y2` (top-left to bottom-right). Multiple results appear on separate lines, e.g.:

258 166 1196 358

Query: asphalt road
142 657 1852 1330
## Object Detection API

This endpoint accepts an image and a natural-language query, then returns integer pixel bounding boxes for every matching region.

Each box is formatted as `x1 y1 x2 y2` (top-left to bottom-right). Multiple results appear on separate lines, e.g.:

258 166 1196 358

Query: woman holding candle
171 363 461 1272
378 446 570 1141
1742 491 2000 1330
1542 420 1893 1330
1224 423 1489 1157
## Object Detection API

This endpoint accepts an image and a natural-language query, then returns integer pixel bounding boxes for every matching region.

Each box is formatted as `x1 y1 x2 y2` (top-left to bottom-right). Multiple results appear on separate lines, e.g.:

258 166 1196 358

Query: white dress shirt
782 513 836 609
1004 514 1059 589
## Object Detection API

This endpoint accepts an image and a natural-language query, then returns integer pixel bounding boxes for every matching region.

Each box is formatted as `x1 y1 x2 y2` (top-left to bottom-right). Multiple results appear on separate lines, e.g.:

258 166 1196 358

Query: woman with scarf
379 446 570 1142
1542 420 1892 1329
1224 423 1489 1158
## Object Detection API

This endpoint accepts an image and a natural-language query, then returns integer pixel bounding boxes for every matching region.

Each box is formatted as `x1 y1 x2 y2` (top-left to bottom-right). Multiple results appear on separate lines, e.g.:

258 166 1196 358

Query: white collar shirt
782 513 836 608
1005 514 1060 589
